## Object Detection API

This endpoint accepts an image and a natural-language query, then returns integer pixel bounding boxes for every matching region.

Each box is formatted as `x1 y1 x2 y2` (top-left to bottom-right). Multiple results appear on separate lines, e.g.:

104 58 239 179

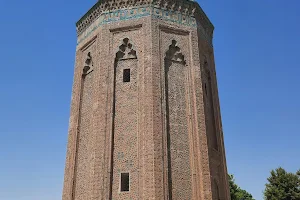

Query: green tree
264 167 300 200
229 174 255 200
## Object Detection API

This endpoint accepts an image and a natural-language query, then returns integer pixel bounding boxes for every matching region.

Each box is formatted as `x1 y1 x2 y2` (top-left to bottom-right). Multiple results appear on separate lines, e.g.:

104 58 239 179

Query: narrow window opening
120 173 130 192
123 69 130 82
205 83 208 96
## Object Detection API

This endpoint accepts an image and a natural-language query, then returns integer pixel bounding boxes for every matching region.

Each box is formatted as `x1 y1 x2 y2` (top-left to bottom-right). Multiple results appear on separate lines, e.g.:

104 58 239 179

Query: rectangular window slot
123 69 130 82
120 173 130 192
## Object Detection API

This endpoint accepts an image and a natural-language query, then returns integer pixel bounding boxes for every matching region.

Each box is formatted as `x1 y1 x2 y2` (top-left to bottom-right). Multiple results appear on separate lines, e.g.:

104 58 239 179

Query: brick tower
62 0 231 199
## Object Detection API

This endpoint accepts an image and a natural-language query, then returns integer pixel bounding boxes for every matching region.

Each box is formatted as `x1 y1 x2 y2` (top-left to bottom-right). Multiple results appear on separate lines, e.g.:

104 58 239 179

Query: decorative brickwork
164 38 192 199
76 5 213 46
76 0 213 37
202 57 218 151
62 0 230 199
112 37 139 200
72 43 97 200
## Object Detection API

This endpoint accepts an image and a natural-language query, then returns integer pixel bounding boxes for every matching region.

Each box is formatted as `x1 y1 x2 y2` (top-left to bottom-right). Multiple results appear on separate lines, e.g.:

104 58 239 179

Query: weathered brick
62 1 231 200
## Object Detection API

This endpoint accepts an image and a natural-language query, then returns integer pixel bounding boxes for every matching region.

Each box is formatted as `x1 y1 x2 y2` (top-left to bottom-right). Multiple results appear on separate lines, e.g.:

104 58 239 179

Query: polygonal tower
62 0 231 199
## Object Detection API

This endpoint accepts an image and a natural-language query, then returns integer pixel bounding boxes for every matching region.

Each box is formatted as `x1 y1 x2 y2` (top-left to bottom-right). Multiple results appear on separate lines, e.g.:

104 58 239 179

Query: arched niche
83 52 94 75
111 37 139 200
115 38 137 61
202 55 218 150
73 51 95 200
163 39 192 200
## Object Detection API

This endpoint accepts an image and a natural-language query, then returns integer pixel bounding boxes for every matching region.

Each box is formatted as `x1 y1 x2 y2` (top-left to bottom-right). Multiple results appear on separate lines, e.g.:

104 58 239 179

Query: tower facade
62 0 230 199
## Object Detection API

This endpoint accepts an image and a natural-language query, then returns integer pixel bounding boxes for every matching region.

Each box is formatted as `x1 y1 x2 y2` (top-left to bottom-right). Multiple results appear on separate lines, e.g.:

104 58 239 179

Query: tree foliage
229 174 255 200
264 167 300 200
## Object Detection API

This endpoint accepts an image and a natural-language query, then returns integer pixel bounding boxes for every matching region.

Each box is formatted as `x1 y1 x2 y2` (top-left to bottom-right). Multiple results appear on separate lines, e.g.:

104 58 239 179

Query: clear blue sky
0 0 299 199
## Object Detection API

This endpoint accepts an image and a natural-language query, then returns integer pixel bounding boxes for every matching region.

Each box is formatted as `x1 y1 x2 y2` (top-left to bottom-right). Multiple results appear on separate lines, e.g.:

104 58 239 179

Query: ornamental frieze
77 5 212 46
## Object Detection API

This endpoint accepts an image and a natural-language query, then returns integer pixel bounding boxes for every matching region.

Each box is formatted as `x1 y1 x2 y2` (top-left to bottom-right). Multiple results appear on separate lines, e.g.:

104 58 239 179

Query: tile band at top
77 6 213 46
76 0 213 35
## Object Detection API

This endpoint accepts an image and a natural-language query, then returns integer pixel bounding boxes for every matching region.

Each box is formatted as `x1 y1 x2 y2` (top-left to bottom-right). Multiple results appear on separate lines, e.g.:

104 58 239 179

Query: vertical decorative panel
112 38 139 200
74 72 93 200
165 61 192 200
202 59 218 150
161 34 193 200
73 46 96 200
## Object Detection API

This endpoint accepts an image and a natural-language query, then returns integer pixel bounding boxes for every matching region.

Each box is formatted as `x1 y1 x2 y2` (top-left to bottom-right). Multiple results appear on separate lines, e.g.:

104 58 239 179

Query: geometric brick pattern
62 1 231 199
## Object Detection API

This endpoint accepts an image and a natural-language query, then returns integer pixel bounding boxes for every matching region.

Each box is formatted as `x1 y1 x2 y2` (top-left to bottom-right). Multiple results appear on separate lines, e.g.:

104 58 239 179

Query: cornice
76 0 214 38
